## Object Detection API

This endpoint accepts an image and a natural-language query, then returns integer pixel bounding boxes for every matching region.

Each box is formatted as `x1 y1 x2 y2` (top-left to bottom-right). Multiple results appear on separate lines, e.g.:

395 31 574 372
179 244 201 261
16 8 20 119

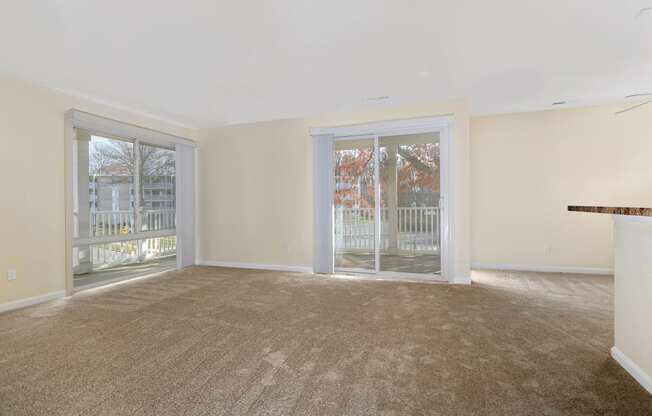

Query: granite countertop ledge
568 206 652 217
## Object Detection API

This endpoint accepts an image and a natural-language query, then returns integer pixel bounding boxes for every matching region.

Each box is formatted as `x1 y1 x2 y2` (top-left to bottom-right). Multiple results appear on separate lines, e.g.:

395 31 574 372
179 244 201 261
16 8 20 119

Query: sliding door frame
64 109 195 295
311 115 454 283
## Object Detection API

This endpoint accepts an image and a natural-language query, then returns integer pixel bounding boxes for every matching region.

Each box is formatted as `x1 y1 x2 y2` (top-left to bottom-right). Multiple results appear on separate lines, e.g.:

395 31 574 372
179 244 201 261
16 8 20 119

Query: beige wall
6 71 652 307
471 103 652 271
198 100 471 280
198 118 314 269
0 74 196 306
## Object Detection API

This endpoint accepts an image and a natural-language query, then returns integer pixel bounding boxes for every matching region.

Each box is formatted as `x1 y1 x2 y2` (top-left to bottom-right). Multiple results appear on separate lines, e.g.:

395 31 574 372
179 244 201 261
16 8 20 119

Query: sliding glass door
333 132 442 278
72 130 177 288
379 133 441 275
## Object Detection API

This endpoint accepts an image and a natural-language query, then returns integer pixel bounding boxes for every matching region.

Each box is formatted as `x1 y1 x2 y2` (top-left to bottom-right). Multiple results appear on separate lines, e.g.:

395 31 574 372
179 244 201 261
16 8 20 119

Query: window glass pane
333 138 376 271
89 134 135 237
139 143 176 232
72 130 136 278
379 132 441 274
72 131 177 288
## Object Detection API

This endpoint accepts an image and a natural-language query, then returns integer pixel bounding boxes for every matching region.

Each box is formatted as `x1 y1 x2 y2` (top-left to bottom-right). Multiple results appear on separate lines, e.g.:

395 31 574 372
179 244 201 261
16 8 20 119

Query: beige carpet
1 267 650 415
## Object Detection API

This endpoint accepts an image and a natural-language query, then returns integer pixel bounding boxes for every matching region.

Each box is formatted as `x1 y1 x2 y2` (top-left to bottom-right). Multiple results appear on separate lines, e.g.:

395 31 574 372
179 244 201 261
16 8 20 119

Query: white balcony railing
90 209 175 237
91 210 134 237
335 206 440 252
142 209 176 232
90 236 177 270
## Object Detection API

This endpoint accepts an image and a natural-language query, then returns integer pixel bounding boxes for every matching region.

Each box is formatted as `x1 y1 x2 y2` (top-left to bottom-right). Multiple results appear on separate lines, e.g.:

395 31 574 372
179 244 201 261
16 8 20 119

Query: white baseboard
198 260 313 274
0 290 66 314
471 262 613 275
452 276 472 285
611 346 652 395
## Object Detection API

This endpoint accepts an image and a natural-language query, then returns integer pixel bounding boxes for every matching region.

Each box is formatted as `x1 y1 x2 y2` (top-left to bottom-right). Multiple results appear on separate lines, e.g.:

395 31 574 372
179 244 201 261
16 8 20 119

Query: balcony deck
74 256 176 289
336 251 440 274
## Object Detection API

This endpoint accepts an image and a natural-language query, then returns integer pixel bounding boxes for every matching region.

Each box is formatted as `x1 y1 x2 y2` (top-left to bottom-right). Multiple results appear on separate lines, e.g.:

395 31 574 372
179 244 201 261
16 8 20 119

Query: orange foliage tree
334 143 439 208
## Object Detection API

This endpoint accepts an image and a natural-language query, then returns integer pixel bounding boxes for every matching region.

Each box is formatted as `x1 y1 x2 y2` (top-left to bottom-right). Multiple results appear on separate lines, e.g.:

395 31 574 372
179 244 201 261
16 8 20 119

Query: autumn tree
334 148 375 208
395 143 440 206
334 143 439 208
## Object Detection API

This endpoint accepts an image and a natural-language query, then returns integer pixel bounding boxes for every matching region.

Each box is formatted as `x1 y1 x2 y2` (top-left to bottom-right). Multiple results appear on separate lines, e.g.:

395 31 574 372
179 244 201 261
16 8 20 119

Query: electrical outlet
7 269 16 281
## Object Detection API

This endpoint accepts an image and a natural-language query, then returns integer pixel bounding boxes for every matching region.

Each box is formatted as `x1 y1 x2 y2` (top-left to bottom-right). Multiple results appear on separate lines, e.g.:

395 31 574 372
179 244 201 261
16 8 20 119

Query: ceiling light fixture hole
368 96 390 101
637 7 652 18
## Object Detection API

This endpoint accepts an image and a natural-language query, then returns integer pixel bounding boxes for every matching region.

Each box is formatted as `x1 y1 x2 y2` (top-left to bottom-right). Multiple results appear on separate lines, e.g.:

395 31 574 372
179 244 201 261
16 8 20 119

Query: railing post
134 140 142 234
435 208 439 251
386 143 399 253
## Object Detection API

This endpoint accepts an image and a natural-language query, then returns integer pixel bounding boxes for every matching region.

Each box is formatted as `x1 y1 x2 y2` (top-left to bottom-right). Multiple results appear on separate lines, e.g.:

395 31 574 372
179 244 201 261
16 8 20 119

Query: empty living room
2 1 652 415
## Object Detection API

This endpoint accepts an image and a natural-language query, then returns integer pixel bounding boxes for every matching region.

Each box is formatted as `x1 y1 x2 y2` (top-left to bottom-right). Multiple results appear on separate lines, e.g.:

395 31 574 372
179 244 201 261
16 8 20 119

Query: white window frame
64 109 195 294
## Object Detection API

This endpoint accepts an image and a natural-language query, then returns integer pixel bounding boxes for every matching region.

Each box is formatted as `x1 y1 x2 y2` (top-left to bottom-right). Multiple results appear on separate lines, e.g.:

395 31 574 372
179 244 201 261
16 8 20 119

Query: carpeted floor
1 267 650 415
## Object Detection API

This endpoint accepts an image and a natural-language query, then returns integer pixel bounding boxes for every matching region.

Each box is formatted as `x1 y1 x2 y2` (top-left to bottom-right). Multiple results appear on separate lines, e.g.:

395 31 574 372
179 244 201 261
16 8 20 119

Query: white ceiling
1 1 651 127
